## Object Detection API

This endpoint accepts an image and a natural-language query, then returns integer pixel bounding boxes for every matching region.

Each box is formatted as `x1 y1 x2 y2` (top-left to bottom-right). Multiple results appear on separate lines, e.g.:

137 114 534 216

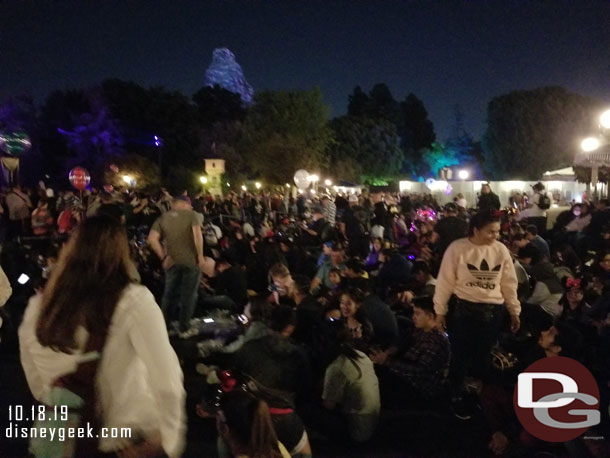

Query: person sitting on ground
320 267 343 309
525 224 550 260
205 255 248 313
31 199 54 236
410 260 437 297
558 277 590 320
364 237 383 272
519 244 563 318
230 305 313 457
216 390 292 458
289 274 325 350
97 191 126 224
310 244 345 295
321 322 380 443
481 322 585 457
348 277 399 351
376 248 412 300
370 296 450 405
339 287 374 352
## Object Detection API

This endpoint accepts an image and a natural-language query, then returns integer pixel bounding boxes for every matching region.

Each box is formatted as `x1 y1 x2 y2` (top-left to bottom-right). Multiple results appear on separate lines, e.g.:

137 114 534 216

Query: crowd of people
1 179 610 458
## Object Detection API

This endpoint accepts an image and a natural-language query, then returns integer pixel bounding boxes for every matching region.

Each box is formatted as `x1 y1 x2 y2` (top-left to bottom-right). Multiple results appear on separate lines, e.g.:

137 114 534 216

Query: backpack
537 193 551 210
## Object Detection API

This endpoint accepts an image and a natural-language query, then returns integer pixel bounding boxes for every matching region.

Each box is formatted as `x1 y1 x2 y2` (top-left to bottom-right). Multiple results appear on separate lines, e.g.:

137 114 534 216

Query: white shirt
529 192 549 217
18 284 186 457
433 238 521 316
0 266 12 333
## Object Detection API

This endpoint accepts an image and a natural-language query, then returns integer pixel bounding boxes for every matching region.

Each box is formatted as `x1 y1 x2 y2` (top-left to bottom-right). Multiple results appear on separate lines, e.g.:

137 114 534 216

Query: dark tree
329 115 404 183
400 93 436 151
347 86 370 117
242 88 332 183
101 79 201 186
482 86 601 180
193 84 245 128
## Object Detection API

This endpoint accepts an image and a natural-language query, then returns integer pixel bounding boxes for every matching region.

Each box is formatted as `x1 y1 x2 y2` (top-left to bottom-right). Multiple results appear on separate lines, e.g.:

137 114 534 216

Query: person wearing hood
518 244 563 317
376 248 412 300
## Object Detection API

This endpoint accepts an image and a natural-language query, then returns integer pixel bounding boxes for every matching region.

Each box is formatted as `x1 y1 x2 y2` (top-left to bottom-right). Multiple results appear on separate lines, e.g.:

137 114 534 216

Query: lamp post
458 170 469 180
579 108 610 201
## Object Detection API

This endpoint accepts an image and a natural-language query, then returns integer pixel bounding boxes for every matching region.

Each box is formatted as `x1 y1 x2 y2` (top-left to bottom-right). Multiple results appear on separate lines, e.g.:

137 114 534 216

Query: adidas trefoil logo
467 259 501 281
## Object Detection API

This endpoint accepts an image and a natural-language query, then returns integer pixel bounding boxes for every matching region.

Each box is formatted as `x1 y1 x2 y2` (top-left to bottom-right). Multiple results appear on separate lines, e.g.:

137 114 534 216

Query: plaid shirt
388 328 451 400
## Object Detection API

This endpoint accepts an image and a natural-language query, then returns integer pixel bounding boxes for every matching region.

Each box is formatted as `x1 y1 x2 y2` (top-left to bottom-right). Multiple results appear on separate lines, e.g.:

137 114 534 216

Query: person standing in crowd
527 182 551 235
434 210 520 419
434 203 469 261
19 215 185 457
5 183 32 238
148 196 205 334
455 193 467 209
477 183 501 212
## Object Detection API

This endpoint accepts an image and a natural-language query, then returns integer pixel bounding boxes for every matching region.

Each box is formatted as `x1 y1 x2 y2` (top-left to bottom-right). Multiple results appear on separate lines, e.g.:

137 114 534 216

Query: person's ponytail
249 399 282 458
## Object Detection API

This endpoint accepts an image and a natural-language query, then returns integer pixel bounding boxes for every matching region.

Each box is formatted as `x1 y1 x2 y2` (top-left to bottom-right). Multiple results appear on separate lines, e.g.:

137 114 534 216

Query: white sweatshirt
433 238 521 316
19 284 186 457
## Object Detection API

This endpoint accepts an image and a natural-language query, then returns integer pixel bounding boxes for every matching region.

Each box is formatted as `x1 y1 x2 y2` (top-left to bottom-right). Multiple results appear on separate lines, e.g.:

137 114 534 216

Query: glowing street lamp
324 179 332 186
285 183 291 188
581 137 601 152
458 170 469 180
255 182 262 190
226 182 230 187
122 175 132 184
241 185 247 192
200 176 208 184
600 109 610 130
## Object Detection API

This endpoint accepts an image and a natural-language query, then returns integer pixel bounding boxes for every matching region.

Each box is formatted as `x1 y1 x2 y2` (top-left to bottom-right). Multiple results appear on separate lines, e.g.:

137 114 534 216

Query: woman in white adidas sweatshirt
433 211 520 415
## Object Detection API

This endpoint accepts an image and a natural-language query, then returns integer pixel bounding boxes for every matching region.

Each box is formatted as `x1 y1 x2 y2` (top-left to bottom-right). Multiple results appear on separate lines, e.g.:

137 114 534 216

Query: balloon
0 131 31 156
293 169 310 190
69 166 90 191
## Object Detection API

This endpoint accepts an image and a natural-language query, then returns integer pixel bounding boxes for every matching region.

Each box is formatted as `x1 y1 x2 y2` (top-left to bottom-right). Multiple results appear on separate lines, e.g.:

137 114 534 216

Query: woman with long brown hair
19 215 185 457
217 390 290 458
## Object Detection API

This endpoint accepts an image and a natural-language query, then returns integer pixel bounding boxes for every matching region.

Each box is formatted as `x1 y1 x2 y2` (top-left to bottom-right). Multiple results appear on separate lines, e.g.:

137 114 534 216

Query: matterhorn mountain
204 48 254 104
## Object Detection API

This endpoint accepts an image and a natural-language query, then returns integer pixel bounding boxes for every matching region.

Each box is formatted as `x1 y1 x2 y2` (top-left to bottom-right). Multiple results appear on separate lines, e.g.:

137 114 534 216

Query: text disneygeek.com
5 423 132 441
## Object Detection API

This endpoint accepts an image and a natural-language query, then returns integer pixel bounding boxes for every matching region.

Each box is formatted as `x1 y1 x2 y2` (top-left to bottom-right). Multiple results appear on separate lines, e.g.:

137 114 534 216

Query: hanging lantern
0 131 31 156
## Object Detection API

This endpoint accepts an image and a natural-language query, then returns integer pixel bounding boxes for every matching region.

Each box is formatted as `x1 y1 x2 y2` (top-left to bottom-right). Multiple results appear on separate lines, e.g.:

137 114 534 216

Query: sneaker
451 397 473 420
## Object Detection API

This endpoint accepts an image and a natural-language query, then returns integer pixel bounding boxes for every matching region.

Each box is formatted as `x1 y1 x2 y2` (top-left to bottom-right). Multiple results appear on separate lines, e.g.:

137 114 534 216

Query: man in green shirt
148 196 205 334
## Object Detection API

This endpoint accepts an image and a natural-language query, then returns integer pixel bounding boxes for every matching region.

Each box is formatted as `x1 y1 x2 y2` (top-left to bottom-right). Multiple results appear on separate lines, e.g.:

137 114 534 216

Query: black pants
447 298 504 394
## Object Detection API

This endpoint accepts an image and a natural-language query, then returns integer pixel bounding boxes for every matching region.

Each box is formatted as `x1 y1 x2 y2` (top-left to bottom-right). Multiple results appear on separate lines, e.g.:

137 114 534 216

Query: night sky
1 0 609 140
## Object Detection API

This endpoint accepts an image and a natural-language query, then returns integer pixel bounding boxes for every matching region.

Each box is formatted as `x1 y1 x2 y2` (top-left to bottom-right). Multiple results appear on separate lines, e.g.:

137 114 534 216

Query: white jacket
18 284 186 457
